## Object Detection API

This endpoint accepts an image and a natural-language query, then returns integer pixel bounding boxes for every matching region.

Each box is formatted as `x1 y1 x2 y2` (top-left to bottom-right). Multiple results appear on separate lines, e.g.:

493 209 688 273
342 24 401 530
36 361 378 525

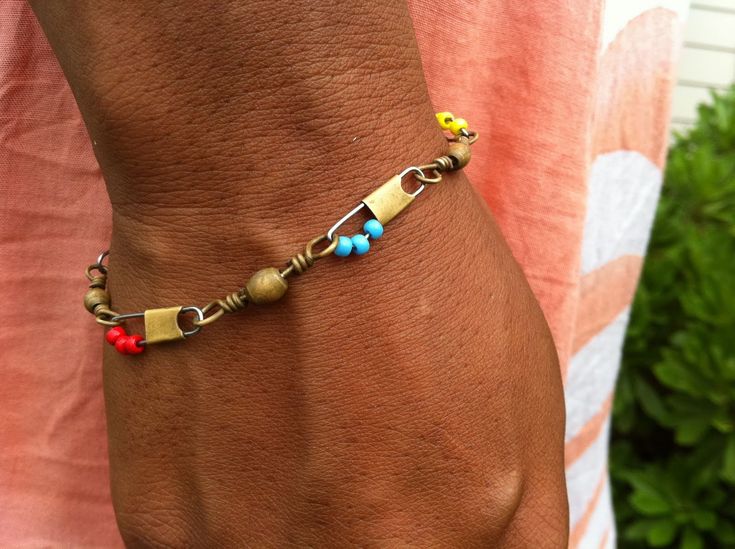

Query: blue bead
334 236 353 257
363 219 384 239
351 234 370 255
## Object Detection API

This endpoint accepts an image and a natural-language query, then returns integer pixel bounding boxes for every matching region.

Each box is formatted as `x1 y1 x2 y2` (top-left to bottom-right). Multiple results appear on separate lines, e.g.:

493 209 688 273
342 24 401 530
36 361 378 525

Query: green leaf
655 362 698 394
718 520 735 543
722 357 735 381
647 519 678 546
691 509 716 530
634 376 671 424
675 417 711 445
702 485 727 507
680 526 704 549
722 435 735 484
630 488 671 516
625 519 658 540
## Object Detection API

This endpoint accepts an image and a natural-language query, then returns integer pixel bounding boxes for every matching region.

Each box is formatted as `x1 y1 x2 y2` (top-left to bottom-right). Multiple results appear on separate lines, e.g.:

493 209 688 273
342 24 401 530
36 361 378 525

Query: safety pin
327 166 425 241
111 306 205 345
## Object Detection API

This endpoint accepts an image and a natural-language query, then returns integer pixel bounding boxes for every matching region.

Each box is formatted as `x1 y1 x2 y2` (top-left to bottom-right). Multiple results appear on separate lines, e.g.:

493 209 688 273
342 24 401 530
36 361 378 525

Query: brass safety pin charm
102 307 204 354
326 166 426 256
82 112 478 356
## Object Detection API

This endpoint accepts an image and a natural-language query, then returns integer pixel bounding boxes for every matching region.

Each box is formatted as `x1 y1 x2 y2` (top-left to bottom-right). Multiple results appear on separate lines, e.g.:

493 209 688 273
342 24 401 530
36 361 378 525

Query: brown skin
31 1 568 546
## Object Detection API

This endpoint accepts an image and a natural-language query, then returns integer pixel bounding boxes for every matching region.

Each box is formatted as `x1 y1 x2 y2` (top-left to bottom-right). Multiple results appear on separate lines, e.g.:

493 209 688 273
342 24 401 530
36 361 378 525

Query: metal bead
447 141 472 170
245 267 289 304
84 287 110 313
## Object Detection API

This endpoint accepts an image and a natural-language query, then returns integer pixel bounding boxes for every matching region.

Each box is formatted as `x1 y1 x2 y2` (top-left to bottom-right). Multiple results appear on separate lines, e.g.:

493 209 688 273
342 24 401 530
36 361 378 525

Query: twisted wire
218 289 248 313
195 289 248 326
88 275 107 289
287 251 316 275
415 165 444 184
433 155 454 171
85 264 107 283
282 234 337 278
95 306 122 327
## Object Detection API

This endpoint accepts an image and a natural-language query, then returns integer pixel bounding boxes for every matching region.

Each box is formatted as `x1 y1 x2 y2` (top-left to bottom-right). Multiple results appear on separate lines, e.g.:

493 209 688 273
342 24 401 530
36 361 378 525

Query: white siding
677 48 735 87
685 8 735 48
672 1 735 128
691 0 735 10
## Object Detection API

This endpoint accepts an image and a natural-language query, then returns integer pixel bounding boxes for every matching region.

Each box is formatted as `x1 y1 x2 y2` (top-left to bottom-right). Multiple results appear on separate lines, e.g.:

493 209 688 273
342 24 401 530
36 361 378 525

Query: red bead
126 335 145 355
114 336 129 355
106 326 127 345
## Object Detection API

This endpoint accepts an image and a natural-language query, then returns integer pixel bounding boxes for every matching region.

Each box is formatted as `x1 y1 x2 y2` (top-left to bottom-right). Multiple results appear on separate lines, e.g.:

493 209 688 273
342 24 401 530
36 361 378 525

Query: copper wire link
94 308 123 327
193 234 338 327
452 130 479 145
414 133 476 185
85 265 107 284
414 163 445 185
87 275 107 289
195 290 249 327
83 253 122 326
281 234 339 278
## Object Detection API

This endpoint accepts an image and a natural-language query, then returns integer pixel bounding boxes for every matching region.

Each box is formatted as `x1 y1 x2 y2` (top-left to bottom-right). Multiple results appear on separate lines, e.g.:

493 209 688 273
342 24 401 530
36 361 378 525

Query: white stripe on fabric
567 417 612 527
581 151 663 275
565 308 630 442
601 2 689 52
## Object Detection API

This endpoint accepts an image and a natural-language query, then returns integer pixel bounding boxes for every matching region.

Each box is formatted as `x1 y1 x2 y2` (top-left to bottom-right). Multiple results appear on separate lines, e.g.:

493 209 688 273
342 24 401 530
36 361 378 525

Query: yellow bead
448 117 468 135
435 112 454 130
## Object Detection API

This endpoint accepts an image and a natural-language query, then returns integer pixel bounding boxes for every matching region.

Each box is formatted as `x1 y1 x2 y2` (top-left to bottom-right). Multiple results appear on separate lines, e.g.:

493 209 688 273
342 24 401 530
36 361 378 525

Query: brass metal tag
144 306 185 344
362 174 416 225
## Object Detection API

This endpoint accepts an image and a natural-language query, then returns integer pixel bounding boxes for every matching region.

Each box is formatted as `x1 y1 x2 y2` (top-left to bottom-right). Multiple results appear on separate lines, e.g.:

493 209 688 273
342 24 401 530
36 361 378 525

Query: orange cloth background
0 1 684 546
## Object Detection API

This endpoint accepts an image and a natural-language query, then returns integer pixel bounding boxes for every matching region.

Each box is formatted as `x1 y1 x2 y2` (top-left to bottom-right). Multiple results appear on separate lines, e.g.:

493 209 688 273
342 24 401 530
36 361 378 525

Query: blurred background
612 2 735 546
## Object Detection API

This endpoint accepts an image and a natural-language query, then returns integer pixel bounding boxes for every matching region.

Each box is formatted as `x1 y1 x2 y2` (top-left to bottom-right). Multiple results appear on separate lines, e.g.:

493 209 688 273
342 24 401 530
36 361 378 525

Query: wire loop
414 164 444 184
282 234 338 277
195 290 249 327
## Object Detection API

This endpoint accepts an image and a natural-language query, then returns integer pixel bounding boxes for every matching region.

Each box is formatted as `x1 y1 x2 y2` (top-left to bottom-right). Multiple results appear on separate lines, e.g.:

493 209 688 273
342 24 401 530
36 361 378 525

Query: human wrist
30 0 448 224
106 107 451 258
32 0 458 295
33 2 568 545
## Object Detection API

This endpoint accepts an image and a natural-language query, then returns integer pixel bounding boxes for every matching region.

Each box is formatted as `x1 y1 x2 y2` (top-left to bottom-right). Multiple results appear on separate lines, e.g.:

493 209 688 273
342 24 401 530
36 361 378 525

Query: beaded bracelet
83 112 478 355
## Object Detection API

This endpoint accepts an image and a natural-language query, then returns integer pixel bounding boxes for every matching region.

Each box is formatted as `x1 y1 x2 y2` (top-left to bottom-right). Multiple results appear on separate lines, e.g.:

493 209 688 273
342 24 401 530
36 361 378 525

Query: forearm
32 1 567 546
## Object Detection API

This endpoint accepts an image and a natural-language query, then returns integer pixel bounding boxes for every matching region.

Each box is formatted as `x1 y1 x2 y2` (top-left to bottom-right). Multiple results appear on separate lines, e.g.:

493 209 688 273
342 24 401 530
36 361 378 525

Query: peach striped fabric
0 1 687 546
410 2 688 546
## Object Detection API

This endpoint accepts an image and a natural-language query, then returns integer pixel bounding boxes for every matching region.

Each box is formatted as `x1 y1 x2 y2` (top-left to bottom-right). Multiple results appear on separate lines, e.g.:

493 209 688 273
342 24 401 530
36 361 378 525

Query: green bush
612 85 735 549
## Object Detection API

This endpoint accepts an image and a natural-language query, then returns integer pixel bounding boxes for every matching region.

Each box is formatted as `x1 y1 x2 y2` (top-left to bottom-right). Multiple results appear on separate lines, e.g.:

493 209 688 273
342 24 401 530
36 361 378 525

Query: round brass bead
245 267 289 305
84 287 111 313
447 141 472 170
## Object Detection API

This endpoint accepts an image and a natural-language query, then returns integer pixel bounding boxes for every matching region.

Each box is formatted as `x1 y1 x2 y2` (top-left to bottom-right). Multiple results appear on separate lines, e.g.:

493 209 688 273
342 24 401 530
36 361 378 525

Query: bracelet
83 112 478 355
